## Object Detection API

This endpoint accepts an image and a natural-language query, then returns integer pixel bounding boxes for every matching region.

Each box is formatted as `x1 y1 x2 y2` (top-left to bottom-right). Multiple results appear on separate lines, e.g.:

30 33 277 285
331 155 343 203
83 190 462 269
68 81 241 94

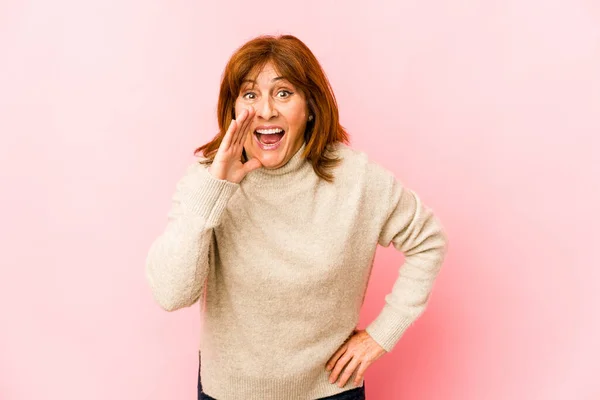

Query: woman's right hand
208 107 263 184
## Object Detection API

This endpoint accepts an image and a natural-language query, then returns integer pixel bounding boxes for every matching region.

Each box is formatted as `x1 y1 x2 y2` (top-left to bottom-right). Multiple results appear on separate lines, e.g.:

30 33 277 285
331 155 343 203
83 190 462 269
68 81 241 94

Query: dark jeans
198 353 366 400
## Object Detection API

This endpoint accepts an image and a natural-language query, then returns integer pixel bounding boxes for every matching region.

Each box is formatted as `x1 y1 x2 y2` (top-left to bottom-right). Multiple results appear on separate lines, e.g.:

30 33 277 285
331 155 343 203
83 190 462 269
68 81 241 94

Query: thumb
242 157 263 174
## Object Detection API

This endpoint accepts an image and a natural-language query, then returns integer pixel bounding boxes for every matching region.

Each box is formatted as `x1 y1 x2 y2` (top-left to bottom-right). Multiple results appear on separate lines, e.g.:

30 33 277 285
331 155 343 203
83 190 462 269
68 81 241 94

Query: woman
145 34 449 400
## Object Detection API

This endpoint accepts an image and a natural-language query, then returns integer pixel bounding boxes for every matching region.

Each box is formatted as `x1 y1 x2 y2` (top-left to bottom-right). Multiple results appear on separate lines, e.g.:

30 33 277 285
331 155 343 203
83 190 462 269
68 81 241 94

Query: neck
243 142 311 187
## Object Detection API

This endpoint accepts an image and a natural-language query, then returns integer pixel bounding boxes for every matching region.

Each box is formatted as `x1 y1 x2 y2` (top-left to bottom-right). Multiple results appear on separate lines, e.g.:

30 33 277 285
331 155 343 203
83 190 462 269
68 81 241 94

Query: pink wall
1 0 598 399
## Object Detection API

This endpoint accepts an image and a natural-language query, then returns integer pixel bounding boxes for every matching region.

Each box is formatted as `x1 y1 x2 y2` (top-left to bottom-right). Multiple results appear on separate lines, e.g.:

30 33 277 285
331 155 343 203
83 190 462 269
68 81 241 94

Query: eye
277 90 293 99
242 92 256 100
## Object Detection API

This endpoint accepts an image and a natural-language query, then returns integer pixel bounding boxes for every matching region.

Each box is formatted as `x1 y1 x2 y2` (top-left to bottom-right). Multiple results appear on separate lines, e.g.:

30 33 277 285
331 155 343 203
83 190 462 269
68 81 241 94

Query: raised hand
208 107 262 183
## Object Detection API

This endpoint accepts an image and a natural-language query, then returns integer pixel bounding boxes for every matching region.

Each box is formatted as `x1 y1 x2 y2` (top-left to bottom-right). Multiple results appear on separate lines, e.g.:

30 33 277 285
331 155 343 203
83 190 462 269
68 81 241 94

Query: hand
208 107 262 183
326 329 387 388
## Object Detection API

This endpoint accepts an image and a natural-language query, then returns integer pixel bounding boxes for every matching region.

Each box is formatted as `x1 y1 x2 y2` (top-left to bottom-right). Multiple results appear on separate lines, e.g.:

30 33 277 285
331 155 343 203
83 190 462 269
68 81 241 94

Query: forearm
145 161 239 311
367 181 449 352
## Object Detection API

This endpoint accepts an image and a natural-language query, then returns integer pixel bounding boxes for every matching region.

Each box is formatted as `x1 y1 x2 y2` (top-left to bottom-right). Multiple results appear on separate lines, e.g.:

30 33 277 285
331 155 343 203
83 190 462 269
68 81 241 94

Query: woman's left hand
326 329 387 387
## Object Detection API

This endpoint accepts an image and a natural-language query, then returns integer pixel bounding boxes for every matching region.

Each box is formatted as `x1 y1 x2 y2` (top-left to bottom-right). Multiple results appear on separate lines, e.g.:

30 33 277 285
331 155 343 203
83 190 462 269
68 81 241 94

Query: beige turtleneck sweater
145 141 448 399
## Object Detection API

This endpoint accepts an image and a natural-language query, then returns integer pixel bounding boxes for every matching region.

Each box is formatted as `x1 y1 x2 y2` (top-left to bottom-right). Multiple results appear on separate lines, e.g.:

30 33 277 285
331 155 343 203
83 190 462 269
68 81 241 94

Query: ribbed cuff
179 166 240 227
365 305 415 352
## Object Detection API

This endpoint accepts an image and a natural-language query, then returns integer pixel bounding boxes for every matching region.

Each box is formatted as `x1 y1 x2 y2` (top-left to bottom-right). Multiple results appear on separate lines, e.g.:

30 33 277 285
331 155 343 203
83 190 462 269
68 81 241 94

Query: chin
246 142 287 168
257 153 286 169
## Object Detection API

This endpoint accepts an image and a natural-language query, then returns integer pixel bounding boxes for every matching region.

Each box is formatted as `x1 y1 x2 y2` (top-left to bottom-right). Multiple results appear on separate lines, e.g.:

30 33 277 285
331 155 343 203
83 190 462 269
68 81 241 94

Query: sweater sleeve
145 161 240 311
365 175 449 352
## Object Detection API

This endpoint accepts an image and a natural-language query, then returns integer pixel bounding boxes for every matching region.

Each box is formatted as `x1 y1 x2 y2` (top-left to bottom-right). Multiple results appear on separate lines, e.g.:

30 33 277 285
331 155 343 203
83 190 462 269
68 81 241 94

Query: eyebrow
242 76 287 84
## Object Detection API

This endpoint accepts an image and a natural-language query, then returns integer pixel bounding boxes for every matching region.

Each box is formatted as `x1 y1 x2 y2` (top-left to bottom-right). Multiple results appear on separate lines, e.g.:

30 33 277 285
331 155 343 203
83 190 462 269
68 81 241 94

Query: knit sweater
145 141 448 400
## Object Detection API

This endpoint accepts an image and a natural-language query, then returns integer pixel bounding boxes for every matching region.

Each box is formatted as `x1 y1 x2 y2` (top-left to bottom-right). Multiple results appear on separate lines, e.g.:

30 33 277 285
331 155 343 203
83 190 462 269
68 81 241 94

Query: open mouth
254 128 286 145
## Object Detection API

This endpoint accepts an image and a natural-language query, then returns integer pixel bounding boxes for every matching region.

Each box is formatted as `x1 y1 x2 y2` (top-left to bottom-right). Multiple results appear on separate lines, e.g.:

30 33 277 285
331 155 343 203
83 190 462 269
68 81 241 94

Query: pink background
1 0 599 399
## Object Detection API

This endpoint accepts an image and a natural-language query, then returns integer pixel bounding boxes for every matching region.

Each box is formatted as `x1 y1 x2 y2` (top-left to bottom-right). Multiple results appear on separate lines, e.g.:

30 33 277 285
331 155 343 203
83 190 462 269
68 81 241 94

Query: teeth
256 128 284 134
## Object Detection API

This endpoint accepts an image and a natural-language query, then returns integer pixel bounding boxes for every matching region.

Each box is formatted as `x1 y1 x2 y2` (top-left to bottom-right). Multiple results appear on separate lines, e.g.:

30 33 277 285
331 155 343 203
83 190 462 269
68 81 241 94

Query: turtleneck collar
242 141 312 187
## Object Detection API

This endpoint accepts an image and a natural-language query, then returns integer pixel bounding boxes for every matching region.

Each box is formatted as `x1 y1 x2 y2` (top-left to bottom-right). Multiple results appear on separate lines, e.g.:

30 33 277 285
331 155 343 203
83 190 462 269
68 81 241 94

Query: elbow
144 238 207 312
149 288 197 312
441 228 449 256
145 269 200 312
157 299 184 313
432 214 449 258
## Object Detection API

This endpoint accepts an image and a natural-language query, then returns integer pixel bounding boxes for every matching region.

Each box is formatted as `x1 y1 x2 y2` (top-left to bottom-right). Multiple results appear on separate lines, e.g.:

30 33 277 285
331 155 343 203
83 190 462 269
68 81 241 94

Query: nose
255 96 278 120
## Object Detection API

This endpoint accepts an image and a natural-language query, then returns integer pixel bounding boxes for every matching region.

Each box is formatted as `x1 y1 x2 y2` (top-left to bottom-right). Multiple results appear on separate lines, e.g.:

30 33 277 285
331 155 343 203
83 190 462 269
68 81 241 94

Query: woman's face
235 61 310 170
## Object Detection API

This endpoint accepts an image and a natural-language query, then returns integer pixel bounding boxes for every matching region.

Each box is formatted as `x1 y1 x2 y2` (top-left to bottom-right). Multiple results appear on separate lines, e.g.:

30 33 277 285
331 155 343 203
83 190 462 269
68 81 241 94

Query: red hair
193 34 350 182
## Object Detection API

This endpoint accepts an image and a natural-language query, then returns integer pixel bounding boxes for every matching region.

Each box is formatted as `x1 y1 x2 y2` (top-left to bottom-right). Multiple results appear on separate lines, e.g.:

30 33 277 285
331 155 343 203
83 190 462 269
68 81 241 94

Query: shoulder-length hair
193 34 350 183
